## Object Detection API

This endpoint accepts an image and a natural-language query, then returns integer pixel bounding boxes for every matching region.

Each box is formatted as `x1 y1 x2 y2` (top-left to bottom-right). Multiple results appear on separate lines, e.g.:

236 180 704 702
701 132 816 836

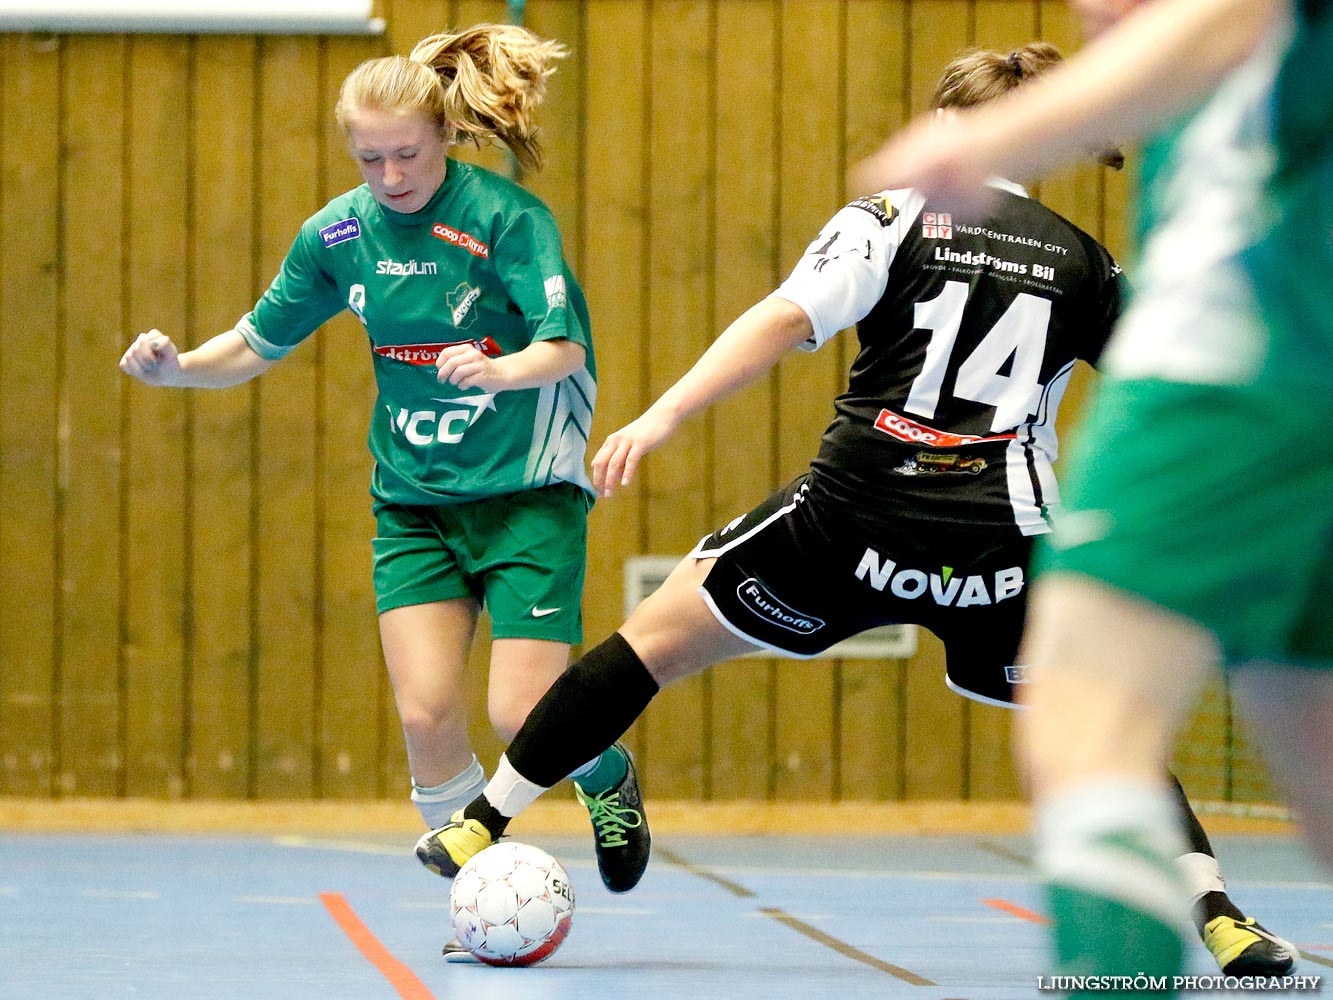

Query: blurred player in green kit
854 0 1332 987
119 23 649 957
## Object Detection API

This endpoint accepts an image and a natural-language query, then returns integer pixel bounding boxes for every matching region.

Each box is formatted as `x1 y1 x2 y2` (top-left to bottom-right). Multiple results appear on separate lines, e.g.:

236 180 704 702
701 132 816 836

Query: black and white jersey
774 181 1126 536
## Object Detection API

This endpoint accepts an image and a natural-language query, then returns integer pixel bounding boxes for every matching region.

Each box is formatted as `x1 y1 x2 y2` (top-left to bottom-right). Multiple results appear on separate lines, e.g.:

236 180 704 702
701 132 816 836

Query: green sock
1038 780 1189 995
570 743 628 795
1048 883 1185 994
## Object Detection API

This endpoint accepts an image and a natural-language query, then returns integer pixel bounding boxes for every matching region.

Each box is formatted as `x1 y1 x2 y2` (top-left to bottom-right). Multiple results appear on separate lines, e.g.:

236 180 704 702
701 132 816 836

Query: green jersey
1122 5 1333 392
238 160 596 506
1242 1 1333 374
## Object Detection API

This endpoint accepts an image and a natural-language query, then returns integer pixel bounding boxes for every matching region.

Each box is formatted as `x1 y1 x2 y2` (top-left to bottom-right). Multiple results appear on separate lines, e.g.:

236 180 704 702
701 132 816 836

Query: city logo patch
921 211 952 239
736 577 824 635
373 337 502 366
431 222 489 258
1005 665 1028 684
319 218 361 248
544 274 567 310
850 195 898 227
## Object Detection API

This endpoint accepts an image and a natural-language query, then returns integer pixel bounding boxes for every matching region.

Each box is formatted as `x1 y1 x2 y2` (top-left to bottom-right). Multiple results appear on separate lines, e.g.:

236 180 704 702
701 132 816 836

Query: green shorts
372 482 590 643
1038 378 1333 668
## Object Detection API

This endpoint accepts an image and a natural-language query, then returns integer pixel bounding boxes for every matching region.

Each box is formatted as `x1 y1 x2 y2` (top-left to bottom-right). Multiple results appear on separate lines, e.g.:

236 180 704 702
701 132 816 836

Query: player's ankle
462 796 510 839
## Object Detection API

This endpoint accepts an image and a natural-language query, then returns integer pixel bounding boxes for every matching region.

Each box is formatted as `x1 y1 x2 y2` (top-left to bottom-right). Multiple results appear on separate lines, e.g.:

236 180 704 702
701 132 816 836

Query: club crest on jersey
850 195 898 227
373 337 502 366
1005 665 1028 684
448 283 482 327
431 222 490 258
921 212 952 239
737 577 824 635
319 218 361 248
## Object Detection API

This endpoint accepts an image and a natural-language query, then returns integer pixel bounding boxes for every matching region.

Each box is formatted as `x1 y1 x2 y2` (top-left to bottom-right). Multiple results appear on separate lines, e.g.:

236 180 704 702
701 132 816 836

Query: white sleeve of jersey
770 189 912 352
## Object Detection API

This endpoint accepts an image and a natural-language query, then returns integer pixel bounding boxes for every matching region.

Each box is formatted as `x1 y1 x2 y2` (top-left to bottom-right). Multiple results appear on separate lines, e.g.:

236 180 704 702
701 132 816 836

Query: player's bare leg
381 600 484 825
486 638 571 741
416 556 756 882
1016 574 1299 981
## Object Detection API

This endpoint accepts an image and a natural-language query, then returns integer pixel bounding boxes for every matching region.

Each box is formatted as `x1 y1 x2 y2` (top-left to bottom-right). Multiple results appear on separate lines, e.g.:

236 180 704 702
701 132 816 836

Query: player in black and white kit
690 175 1117 705
415 42 1292 975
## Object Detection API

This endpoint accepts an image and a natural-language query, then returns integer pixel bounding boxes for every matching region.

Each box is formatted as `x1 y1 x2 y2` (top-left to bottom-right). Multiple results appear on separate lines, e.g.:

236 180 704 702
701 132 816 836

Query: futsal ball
449 841 575 966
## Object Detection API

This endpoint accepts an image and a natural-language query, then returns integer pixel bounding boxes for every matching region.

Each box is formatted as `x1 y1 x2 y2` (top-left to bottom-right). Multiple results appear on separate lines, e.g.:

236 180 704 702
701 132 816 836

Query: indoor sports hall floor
2 805 1330 1000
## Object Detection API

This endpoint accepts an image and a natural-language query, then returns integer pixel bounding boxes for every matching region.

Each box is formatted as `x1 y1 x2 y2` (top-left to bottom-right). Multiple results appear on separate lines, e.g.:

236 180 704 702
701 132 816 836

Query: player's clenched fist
119 330 183 387
436 342 501 391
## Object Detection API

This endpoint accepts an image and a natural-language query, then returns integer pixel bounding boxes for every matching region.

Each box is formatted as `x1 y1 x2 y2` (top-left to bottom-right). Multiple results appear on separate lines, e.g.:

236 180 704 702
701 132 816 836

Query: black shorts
692 475 1034 706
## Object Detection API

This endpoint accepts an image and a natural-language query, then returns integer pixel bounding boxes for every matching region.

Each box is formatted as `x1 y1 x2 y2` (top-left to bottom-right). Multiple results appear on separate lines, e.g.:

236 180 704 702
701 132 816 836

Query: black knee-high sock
507 631 659 788
1168 770 1245 928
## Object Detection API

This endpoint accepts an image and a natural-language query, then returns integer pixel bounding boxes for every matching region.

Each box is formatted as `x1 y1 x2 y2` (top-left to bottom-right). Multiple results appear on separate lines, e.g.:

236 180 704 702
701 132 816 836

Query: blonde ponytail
409 24 568 172
335 23 567 173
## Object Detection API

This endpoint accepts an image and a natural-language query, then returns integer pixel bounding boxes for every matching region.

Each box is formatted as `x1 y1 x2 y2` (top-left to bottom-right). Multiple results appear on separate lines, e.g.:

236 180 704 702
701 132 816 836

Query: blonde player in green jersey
853 0 1332 988
119 24 648 958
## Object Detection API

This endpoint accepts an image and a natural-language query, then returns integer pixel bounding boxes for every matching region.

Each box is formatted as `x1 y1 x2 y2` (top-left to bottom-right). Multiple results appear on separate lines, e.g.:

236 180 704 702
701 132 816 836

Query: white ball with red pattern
449 841 575 966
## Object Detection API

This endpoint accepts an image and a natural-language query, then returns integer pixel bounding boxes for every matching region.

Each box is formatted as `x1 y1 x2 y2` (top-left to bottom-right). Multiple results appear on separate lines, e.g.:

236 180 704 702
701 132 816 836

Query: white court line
395 900 658 916
273 834 598 871
272 836 1333 891
234 896 318 905
82 889 160 899
570 906 657 916
930 916 1028 924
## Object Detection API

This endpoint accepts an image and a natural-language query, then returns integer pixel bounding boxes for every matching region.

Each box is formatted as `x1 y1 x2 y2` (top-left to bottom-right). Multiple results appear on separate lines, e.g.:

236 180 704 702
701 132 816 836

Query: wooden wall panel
0 0 1257 809
124 36 191 798
187 37 258 799
253 37 322 798
708 0 780 801
0 34 61 796
770 0 845 802
637 0 713 798
578 0 651 788
59 35 127 796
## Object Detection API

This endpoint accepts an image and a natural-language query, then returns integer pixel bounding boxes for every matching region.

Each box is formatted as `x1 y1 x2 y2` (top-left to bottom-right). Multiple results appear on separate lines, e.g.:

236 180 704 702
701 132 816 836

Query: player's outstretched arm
119 328 274 389
850 0 1285 203
591 296 813 497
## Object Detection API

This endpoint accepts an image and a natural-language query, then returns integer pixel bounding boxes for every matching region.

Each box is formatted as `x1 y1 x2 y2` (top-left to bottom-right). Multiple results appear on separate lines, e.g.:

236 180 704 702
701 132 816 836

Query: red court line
320 892 436 1000
984 897 1050 925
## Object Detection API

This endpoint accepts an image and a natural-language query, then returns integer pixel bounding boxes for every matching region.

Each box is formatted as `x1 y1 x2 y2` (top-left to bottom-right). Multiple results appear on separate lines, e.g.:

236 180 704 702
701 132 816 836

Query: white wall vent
623 555 917 660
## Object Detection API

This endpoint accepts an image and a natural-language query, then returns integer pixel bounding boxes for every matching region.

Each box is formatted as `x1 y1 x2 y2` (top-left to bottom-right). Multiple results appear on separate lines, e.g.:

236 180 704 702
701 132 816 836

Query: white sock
484 753 551 818
1178 851 1226 906
411 755 486 829
1037 778 1191 927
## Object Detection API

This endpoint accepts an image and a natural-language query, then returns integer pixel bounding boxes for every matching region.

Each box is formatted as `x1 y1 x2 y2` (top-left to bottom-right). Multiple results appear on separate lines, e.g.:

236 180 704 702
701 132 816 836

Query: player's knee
398 698 467 748
488 691 539 742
